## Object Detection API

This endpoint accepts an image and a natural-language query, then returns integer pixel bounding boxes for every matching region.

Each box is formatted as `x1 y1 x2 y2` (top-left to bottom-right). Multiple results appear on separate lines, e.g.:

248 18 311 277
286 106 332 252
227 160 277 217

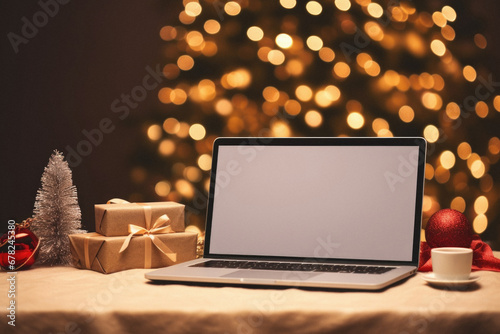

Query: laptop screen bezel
203 137 426 267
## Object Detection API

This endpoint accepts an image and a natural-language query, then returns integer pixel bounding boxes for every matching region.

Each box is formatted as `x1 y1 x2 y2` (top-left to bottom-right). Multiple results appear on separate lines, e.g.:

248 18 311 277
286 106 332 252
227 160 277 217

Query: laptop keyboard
191 260 395 274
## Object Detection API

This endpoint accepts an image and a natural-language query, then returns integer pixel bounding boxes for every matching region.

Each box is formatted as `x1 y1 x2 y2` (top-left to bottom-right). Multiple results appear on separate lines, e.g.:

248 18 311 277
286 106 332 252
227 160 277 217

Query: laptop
146 137 427 290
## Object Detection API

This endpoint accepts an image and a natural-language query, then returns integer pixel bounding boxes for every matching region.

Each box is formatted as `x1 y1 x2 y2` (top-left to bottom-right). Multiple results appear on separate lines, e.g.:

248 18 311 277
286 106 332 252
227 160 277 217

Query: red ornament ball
425 209 473 248
0 221 39 271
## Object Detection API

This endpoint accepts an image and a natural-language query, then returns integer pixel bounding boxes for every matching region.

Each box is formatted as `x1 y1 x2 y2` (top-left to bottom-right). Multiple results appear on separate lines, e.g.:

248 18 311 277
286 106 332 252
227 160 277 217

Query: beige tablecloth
1 264 500 334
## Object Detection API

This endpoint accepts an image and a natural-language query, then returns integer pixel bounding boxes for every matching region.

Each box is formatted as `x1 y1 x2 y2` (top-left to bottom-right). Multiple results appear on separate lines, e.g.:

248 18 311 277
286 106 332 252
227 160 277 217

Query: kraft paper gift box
69 232 197 274
95 201 185 236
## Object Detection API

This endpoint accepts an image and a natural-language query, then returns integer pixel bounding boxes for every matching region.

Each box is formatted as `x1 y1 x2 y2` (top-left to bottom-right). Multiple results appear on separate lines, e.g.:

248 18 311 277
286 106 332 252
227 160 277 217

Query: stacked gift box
69 200 197 274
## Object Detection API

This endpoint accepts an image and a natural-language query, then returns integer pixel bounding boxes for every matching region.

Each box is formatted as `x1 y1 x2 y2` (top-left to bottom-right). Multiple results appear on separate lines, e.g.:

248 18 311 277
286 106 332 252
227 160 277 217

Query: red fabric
418 235 500 272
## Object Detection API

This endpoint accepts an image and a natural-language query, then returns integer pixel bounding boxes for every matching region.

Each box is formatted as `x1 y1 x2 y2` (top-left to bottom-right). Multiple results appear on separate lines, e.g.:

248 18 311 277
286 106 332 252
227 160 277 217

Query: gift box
95 201 185 236
69 232 197 274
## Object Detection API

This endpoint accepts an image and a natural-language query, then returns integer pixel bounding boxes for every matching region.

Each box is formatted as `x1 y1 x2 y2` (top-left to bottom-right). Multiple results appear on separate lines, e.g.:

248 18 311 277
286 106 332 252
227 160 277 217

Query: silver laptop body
146 137 427 290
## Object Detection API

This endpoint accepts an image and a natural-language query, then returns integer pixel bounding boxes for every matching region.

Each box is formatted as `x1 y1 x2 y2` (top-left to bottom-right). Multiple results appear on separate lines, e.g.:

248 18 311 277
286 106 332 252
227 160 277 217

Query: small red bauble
0 219 39 271
425 209 473 248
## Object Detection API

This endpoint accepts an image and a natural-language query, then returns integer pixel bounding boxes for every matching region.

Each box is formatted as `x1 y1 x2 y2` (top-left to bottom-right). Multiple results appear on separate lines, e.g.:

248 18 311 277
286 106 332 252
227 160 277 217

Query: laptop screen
205 137 426 264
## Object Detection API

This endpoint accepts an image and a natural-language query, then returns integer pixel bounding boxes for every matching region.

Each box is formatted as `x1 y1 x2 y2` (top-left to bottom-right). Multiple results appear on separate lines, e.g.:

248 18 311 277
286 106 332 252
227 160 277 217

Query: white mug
431 247 473 280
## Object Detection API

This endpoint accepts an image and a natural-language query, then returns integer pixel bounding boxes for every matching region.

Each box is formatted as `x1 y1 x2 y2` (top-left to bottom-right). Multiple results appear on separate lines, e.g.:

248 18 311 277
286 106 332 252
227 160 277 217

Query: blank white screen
209 145 420 262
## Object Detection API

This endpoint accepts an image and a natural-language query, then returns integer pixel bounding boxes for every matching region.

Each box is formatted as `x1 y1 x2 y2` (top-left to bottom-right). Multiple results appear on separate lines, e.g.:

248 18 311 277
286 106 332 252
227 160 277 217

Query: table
2 264 500 334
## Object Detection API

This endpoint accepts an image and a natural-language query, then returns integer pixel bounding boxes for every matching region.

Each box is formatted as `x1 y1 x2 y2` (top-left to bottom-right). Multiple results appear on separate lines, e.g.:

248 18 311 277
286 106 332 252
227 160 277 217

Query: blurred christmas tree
131 0 500 242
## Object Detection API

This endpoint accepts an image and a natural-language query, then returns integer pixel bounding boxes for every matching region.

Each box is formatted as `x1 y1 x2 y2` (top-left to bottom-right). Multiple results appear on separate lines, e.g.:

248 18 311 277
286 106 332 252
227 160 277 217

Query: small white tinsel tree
32 150 85 265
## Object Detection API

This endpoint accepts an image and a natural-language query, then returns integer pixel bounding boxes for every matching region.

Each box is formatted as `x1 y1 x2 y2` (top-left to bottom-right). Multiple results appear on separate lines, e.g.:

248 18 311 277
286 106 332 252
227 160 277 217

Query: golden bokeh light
314 86 340 108
470 159 486 179
333 62 351 79
364 60 381 77
280 0 296 9
163 64 180 80
398 105 415 123
197 154 212 171
441 25 455 41
271 120 291 137
204 20 221 35
158 87 172 104
367 3 383 18
334 0 351 11
430 39 446 56
372 118 389 134
263 86 280 102
434 166 450 184
284 99 302 116
356 53 372 67
179 11 195 25
304 110 323 127
163 118 180 134
473 214 488 234
170 88 188 105
450 196 466 212
319 47 335 62
276 33 293 49
257 46 271 62
425 163 434 180
421 92 443 110
306 1 322 15
405 32 426 57
160 26 177 41
175 179 195 199
457 142 472 160
432 11 447 28
147 124 162 141
286 59 304 76
184 166 202 183
177 55 195 71
489 137 500 155
439 150 456 169
423 125 440 143
155 181 171 197
346 99 362 112
347 112 364 129
177 122 190 138
197 79 216 101
247 26 264 41
494 95 500 112
268 49 286 65
224 1 241 16
441 5 457 22
215 99 233 116
475 101 488 118
474 196 489 214
306 35 323 51
422 195 433 212
189 123 206 141
158 139 176 156
295 85 313 101
474 33 487 49
185 2 202 17
445 102 461 120
222 68 252 89
364 22 384 42
463 65 477 82
480 174 494 193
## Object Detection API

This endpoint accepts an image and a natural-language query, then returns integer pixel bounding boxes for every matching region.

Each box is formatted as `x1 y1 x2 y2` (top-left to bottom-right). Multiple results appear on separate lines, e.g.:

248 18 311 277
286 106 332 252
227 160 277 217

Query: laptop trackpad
222 270 321 280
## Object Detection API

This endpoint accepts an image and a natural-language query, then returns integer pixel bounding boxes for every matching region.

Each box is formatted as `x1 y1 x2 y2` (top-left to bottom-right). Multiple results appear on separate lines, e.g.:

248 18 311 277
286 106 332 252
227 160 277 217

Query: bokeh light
134 0 500 242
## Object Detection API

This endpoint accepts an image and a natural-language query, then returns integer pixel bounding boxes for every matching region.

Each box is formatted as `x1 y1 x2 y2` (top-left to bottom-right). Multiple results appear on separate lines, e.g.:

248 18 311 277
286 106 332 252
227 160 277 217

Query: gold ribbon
117 204 177 268
84 236 91 269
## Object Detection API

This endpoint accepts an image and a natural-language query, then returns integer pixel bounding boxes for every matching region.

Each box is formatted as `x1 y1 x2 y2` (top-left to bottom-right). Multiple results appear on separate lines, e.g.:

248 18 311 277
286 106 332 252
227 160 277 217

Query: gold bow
118 204 177 267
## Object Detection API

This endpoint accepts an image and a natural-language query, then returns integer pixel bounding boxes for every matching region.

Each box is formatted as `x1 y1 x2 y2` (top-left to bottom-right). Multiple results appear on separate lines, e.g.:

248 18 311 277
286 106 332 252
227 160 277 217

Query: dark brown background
1 1 500 245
